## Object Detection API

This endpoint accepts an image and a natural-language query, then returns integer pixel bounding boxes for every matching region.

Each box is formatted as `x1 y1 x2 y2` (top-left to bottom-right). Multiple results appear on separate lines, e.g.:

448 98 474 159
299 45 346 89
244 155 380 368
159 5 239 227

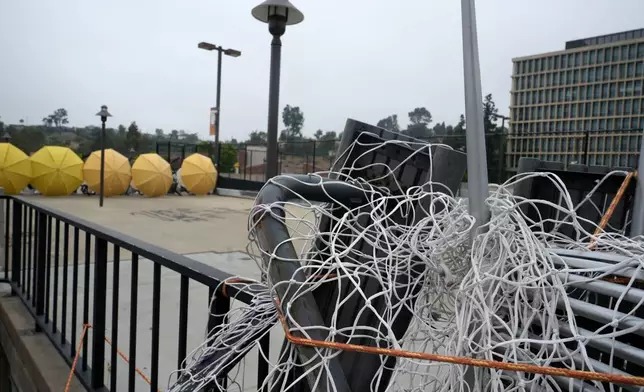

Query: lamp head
95 105 112 122
252 0 304 36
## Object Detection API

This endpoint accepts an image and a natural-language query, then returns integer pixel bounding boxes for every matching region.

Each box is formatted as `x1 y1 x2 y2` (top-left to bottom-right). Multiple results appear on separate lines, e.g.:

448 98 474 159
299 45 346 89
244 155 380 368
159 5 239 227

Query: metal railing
0 195 268 391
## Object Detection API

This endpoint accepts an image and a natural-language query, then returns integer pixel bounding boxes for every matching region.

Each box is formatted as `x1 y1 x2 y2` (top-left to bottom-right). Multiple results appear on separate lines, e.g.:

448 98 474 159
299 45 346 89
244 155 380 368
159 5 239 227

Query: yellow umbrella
180 153 217 195
83 149 132 197
0 143 32 195
30 146 83 196
131 153 172 197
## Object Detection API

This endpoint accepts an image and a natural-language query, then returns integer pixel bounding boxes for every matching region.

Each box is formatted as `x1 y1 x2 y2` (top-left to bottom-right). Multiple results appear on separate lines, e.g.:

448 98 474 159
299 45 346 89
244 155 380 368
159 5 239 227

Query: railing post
91 237 108 388
35 211 47 328
155 142 160 155
206 287 230 391
11 202 23 288
312 140 316 173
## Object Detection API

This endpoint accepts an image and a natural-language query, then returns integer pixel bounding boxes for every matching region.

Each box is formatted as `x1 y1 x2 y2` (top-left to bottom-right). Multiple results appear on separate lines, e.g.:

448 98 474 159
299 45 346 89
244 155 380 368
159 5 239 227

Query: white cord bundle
169 136 644 392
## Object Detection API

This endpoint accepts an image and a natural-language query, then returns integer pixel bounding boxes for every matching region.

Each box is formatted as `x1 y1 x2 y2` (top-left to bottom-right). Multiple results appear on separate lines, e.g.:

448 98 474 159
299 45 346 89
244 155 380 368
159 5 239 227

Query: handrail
4 195 251 302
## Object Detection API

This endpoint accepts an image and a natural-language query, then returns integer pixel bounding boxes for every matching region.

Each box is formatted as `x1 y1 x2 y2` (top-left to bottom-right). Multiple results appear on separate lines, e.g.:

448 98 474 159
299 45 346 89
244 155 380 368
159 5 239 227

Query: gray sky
1 0 643 141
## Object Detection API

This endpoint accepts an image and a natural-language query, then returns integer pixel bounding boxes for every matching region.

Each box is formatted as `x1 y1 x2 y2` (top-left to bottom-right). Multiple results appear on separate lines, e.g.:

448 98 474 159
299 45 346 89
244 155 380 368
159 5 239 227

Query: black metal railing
0 195 267 391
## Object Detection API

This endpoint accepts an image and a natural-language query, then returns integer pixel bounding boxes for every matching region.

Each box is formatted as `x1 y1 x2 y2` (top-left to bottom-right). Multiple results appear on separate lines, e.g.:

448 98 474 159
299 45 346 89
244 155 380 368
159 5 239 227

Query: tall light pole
95 105 112 208
252 0 304 181
198 42 241 168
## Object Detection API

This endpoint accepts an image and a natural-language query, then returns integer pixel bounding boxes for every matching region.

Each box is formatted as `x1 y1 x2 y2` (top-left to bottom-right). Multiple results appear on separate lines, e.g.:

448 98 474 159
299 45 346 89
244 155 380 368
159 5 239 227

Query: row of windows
513 84 644 106
514 42 644 75
507 152 637 169
512 116 644 133
514 62 644 90
512 135 641 154
514 99 644 121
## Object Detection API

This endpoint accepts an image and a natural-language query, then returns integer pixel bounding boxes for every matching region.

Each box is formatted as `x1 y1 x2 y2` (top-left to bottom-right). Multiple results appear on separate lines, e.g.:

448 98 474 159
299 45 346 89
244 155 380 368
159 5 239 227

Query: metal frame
0 195 266 391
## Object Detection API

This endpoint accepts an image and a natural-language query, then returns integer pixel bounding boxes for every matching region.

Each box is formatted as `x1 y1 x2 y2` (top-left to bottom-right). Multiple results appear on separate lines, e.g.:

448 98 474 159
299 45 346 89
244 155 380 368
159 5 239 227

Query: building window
626 81 634 96
613 48 620 62
599 119 606 130
625 100 632 115
604 48 611 63
617 100 623 115
629 44 637 60
608 101 615 115
603 66 610 80
602 83 609 98
601 101 608 116
567 53 574 67
637 62 643 77
554 72 560 85
634 99 641 115
585 102 591 117
580 86 587 100
589 68 596 82
592 120 599 130
610 83 617 98
597 49 604 64
627 63 635 78
619 82 626 97
635 81 642 96
619 63 626 78
592 102 599 116
624 118 631 129
594 85 601 99
582 68 588 83
558 88 564 102
565 88 572 102
611 64 618 79
575 52 581 67
621 46 628 61
590 50 597 65
571 103 577 117
583 51 590 65
562 55 567 68
572 86 578 101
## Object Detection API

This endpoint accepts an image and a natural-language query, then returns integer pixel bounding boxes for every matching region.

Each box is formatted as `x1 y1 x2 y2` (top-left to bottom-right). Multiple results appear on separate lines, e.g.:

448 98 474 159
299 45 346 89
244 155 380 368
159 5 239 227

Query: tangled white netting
169 137 644 392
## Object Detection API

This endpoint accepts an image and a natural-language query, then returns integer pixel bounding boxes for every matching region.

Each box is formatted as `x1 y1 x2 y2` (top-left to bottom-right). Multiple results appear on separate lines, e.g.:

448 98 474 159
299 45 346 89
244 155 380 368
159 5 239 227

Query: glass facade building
508 29 644 168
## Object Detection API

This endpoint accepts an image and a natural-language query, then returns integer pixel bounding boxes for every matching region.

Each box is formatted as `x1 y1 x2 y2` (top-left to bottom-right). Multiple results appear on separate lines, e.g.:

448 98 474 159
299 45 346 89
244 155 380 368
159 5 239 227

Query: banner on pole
209 107 217 136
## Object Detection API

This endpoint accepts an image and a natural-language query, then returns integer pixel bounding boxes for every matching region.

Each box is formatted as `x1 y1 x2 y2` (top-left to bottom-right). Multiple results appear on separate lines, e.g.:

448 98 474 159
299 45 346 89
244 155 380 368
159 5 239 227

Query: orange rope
273 301 644 386
64 323 90 392
589 171 635 250
64 323 158 392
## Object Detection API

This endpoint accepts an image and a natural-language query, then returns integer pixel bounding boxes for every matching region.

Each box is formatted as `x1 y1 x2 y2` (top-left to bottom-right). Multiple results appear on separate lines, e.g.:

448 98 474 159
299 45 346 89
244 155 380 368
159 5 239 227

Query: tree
405 107 433 138
454 114 466 133
282 105 305 138
170 130 179 140
483 94 498 133
43 108 69 128
155 128 164 139
117 125 127 138
126 121 142 152
377 115 400 132
219 144 238 173
314 129 324 140
316 131 338 157
247 130 267 145
408 107 432 127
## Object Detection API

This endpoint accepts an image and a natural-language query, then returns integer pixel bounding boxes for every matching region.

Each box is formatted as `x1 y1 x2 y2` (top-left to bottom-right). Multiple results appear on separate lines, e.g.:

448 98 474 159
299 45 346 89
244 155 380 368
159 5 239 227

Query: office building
508 29 644 168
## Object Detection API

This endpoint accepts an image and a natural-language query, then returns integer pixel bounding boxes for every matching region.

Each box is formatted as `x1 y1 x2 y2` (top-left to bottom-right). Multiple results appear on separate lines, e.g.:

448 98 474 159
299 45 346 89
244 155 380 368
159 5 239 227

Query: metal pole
99 120 106 207
215 49 223 168
630 136 644 236
266 35 282 181
461 0 489 233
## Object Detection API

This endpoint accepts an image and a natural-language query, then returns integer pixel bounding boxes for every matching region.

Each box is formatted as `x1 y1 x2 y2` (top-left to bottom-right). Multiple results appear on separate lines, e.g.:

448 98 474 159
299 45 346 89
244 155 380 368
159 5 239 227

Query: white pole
630 136 644 236
461 0 489 233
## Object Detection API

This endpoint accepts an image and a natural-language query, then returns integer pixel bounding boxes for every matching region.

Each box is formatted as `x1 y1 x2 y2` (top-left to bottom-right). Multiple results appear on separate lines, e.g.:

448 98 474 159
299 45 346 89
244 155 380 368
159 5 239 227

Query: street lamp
198 41 241 168
251 0 304 181
95 105 112 207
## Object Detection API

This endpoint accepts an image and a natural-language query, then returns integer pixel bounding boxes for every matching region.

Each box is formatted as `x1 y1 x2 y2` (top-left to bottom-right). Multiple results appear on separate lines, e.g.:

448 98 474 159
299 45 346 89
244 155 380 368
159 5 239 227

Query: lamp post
95 105 112 207
252 0 304 181
198 41 241 168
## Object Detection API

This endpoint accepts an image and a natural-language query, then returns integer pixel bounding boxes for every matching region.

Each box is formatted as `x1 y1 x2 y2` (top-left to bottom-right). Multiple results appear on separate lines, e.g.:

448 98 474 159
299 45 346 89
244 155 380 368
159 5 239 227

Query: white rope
169 136 643 392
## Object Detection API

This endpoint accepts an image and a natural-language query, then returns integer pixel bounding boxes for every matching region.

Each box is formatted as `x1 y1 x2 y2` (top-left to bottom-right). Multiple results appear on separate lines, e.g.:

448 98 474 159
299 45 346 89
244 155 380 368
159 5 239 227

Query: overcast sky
1 0 643 141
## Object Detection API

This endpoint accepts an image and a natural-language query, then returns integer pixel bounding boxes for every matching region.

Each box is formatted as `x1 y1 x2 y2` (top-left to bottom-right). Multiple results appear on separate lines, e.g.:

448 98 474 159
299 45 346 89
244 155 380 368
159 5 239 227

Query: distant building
508 28 644 168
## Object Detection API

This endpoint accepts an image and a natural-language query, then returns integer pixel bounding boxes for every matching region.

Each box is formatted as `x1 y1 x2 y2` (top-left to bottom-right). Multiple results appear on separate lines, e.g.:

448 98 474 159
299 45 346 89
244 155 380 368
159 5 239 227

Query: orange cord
273 301 644 386
64 323 158 392
590 171 635 250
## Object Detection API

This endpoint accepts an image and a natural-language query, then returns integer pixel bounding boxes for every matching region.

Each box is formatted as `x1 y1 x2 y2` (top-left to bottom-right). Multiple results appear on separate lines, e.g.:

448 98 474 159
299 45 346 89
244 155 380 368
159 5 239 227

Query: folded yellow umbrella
30 146 83 196
180 153 217 195
131 153 172 197
83 149 131 196
0 143 32 195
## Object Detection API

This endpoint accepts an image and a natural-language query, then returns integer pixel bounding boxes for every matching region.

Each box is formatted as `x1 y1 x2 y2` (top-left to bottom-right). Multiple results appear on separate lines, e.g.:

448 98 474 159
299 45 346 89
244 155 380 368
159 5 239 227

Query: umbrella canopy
131 153 172 197
0 143 32 195
30 146 83 196
180 153 217 195
83 149 132 196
